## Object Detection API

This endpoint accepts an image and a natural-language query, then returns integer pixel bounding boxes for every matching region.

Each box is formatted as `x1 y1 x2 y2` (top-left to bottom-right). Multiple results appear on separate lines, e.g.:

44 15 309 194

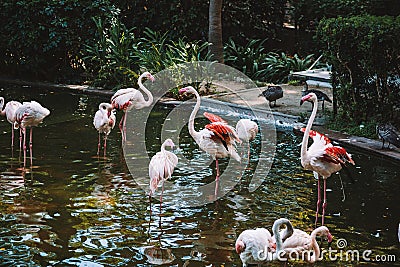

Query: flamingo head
178 86 196 95
163 138 175 150
99 103 113 116
144 72 155 82
300 92 317 106
235 240 246 254
317 226 333 244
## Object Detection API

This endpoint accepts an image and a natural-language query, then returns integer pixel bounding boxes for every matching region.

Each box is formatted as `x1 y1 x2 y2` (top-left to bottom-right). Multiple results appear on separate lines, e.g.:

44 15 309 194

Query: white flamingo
300 93 355 225
149 138 178 225
0 97 22 149
272 218 333 263
93 103 116 157
14 101 50 167
179 86 241 197
236 119 258 159
111 72 155 142
235 228 275 267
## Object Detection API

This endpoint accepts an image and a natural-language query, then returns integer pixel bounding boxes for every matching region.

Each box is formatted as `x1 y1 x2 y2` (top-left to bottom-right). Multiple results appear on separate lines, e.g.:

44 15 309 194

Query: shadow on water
0 83 398 266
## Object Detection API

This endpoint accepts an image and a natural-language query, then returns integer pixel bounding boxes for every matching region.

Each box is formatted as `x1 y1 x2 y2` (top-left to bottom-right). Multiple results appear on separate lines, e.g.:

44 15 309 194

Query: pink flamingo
111 72 155 142
93 103 116 157
236 119 258 159
149 138 178 225
300 93 355 225
14 101 50 167
179 86 241 197
235 228 275 267
0 97 22 149
272 218 333 263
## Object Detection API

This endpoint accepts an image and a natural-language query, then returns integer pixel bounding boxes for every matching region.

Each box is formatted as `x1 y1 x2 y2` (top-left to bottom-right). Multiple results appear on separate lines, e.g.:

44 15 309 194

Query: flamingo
0 97 22 149
149 138 178 225
14 101 50 167
300 93 355 225
178 86 241 197
235 228 275 267
93 103 116 157
111 71 155 142
272 218 333 263
236 119 258 159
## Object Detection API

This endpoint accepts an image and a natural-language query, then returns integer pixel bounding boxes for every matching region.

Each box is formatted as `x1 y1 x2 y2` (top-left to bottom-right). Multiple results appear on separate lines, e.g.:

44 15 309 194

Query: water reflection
0 84 398 266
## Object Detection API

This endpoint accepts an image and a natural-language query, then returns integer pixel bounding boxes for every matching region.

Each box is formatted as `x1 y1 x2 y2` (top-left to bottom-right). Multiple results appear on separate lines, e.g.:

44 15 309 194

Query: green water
0 84 398 266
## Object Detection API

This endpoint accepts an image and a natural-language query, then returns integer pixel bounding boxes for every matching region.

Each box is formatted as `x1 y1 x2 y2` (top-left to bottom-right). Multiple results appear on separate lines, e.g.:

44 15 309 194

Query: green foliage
224 38 268 79
0 0 119 82
317 15 400 125
224 38 317 84
255 52 316 83
83 18 138 89
327 116 378 139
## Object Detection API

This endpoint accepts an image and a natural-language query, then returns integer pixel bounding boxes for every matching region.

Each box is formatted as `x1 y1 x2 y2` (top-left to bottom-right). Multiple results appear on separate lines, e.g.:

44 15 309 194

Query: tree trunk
208 0 224 63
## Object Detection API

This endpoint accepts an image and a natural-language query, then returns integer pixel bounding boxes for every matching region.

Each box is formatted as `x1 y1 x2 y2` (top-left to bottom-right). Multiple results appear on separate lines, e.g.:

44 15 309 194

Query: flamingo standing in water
0 97 22 150
300 93 355 225
179 86 241 197
111 72 155 142
236 119 258 159
272 218 333 263
235 228 275 266
93 103 116 157
149 138 178 225
14 101 50 167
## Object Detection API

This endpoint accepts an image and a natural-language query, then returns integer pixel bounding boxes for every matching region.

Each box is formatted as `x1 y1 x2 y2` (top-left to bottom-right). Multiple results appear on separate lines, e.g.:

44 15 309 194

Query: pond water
0 84 399 266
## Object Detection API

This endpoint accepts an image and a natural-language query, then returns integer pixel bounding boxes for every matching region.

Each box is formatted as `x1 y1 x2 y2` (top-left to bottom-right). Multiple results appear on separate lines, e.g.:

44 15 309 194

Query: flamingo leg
322 178 327 225
214 159 220 197
123 111 128 142
119 113 125 142
23 128 27 167
247 142 250 161
29 128 33 167
97 133 101 156
11 125 14 148
159 180 165 229
103 135 107 158
315 175 321 227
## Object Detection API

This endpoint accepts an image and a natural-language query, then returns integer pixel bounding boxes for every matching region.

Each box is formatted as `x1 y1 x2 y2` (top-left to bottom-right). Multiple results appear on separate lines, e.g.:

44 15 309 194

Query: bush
317 15 400 125
224 38 318 84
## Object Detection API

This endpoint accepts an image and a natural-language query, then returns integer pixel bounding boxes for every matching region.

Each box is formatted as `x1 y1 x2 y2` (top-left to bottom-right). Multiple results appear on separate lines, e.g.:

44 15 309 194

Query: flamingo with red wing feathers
300 93 355 226
179 86 240 197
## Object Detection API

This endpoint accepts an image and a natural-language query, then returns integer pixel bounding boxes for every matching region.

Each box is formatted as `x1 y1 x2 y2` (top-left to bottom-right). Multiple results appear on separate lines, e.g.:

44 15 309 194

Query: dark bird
376 123 400 149
258 85 283 107
301 81 332 112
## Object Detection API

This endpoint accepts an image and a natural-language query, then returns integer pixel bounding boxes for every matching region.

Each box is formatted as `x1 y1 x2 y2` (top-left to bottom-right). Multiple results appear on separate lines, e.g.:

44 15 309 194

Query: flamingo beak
327 233 333 246
300 100 304 106
179 88 188 95
149 75 155 82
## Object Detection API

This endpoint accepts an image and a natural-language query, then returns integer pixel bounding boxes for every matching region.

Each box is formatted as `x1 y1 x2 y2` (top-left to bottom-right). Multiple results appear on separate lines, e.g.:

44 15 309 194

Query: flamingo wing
149 151 178 194
323 146 355 166
301 128 331 146
203 112 227 123
205 122 240 148
282 229 312 252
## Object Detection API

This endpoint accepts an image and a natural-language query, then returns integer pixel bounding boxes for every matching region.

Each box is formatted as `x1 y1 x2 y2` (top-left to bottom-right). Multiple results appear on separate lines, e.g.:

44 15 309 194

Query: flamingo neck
0 97 5 116
138 74 153 107
272 219 286 252
188 90 201 140
309 229 321 263
301 98 318 164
